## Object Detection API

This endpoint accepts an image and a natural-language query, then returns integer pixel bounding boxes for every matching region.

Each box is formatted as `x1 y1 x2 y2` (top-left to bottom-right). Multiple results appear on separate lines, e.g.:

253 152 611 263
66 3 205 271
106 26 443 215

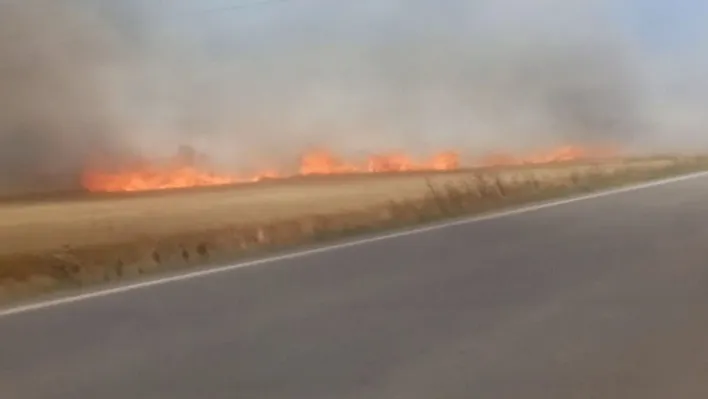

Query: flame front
81 145 616 193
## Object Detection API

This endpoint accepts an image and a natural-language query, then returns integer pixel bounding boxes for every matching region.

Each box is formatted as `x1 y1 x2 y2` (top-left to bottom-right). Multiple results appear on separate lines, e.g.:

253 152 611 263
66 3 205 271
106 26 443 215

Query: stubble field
0 155 705 303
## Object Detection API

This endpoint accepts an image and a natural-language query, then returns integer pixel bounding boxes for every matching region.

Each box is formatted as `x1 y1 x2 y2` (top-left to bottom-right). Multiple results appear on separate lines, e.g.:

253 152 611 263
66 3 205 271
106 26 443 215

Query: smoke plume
0 0 705 195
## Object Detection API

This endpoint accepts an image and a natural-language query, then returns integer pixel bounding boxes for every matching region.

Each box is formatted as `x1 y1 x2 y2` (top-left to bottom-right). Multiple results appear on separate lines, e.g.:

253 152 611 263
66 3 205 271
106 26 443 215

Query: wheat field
0 155 704 303
0 157 693 256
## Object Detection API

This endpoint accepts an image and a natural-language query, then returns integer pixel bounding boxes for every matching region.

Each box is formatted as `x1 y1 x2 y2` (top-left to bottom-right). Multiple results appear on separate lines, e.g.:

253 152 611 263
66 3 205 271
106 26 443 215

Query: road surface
1 174 708 398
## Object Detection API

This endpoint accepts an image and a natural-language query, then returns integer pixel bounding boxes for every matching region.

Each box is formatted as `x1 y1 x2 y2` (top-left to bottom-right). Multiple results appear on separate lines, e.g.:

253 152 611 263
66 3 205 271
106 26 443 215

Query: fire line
81 145 616 193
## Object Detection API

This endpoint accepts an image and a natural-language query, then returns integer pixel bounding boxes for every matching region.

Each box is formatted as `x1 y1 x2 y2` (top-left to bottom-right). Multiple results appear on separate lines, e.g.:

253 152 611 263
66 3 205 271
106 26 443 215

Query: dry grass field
0 155 705 303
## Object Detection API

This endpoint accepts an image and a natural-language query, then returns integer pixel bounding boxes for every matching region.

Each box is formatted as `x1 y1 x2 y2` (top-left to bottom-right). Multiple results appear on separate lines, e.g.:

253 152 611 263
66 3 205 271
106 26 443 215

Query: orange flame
81 145 616 193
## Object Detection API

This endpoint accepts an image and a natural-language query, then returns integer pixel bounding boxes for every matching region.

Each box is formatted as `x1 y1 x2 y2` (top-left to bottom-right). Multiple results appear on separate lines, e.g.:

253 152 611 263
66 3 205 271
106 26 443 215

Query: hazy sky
620 0 708 51
170 0 707 47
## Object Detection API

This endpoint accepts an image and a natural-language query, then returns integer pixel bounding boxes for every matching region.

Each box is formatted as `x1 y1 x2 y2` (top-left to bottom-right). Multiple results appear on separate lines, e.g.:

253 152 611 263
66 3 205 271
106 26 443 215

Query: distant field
0 168 509 255
0 156 695 257
0 155 705 303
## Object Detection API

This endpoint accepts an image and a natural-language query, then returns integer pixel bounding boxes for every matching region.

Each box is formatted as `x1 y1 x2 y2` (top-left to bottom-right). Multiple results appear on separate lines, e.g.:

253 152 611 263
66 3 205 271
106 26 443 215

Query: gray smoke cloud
0 0 705 195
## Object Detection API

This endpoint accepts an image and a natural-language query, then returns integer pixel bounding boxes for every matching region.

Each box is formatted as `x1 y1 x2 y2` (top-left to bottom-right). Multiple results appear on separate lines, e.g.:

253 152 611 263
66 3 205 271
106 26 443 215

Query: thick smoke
0 1 135 194
0 0 705 195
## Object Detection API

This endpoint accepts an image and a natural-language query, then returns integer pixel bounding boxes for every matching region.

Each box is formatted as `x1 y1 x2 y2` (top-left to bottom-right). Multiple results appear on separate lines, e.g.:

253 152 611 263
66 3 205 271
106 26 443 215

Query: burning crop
80 145 617 193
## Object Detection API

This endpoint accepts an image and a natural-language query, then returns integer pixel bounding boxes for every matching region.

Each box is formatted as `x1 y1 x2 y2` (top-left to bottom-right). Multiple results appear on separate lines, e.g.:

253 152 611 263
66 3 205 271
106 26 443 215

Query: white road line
1 170 707 319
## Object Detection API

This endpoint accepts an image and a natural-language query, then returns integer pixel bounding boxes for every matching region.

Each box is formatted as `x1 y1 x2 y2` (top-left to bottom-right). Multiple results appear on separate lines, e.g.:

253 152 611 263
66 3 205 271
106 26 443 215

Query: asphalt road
1 174 708 398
